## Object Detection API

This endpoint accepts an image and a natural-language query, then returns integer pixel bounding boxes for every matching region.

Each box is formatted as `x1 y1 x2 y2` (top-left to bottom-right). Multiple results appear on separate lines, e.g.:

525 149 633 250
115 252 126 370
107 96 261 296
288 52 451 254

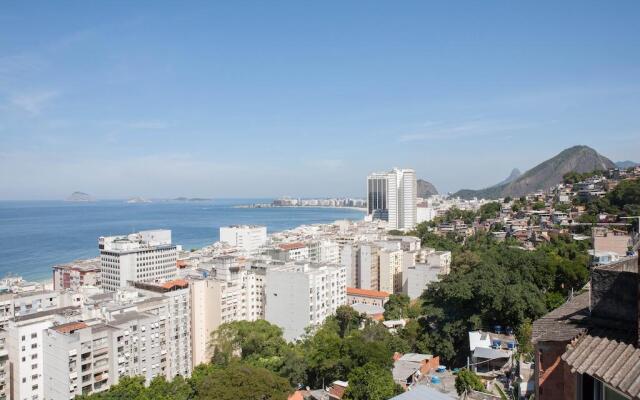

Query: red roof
53 322 88 334
347 287 390 299
288 391 306 400
279 242 306 251
161 279 189 290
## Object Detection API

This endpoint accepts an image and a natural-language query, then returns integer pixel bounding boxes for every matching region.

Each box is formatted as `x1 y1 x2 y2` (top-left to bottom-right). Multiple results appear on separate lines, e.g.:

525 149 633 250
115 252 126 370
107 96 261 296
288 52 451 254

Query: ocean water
0 200 365 281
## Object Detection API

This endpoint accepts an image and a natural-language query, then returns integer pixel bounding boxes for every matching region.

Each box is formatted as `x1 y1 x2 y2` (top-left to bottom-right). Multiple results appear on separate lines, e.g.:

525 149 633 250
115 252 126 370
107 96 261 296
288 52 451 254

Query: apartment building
43 321 115 399
0 329 8 400
308 240 340 264
6 307 79 400
276 243 309 261
99 230 177 292
379 247 403 294
355 244 380 291
219 225 267 252
0 290 60 328
52 258 101 290
265 262 347 341
130 281 192 378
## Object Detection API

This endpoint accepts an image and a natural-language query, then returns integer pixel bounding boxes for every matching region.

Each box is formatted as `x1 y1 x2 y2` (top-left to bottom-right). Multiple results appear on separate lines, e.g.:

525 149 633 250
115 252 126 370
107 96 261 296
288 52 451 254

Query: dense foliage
455 369 485 395
577 178 640 221
383 293 420 320
343 363 403 400
563 170 606 184
209 306 408 390
407 229 589 365
74 363 290 400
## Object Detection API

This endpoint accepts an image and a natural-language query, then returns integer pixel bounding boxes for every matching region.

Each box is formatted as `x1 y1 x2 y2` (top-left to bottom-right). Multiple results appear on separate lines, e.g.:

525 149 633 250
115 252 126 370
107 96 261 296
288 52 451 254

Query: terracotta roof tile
347 287 390 299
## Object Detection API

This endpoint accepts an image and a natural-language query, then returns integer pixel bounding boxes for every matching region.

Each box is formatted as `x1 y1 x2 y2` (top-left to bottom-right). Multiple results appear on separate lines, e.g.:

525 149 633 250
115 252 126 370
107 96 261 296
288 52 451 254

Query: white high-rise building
7 307 80 400
219 225 268 252
367 168 417 230
264 262 347 341
99 230 177 292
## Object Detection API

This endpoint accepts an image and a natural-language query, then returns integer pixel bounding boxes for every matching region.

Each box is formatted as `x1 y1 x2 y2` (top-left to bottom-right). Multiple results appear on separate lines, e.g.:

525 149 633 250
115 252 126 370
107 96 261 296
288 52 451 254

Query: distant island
65 191 95 202
173 197 213 202
126 197 152 204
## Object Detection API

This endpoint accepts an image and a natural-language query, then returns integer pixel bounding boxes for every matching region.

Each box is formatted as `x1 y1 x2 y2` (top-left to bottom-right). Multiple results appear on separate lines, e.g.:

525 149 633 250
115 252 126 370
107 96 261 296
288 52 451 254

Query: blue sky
0 1 639 199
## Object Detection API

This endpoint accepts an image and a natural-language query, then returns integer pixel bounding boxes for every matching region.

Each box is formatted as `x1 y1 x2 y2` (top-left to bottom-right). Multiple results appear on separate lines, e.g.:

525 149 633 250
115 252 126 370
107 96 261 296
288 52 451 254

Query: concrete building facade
99 230 177 292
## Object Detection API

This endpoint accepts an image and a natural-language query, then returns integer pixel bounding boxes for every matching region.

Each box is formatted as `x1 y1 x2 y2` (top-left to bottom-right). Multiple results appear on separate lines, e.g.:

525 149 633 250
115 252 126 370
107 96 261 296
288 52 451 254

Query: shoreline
234 205 367 212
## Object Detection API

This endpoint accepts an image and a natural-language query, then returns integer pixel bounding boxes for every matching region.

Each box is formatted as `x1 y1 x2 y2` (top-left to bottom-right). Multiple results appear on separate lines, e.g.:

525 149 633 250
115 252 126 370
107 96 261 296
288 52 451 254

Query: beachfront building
265 262 347 341
367 168 417 230
52 258 101 291
99 230 177 292
219 225 267 253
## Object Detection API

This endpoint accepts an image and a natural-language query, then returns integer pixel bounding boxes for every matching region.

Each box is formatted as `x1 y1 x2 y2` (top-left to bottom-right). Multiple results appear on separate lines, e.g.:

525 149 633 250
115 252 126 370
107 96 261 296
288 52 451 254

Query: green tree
210 320 288 369
516 319 534 361
343 363 401 400
478 202 501 221
301 322 345 388
333 305 365 338
608 179 640 216
532 201 546 211
194 362 292 400
455 369 485 395
383 293 410 320
147 375 193 400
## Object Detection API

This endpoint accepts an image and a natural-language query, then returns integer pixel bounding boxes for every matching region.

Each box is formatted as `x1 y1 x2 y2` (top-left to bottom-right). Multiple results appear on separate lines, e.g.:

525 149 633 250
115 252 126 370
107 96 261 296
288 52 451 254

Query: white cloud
10 90 58 114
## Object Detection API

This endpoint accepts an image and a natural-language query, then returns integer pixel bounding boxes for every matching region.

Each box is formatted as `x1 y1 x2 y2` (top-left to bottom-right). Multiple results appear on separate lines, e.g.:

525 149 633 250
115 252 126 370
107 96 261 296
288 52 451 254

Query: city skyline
1 2 640 200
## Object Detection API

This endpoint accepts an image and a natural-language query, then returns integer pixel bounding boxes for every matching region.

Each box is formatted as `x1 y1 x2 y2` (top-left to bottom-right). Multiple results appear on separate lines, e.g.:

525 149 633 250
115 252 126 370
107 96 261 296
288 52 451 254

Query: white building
367 168 417 230
308 240 340 264
277 243 309 261
42 321 114 399
0 290 60 328
219 225 267 252
189 260 264 366
99 230 177 292
0 329 9 400
264 262 347 341
356 244 379 291
417 205 437 223
404 250 451 299
7 307 79 400
378 248 403 294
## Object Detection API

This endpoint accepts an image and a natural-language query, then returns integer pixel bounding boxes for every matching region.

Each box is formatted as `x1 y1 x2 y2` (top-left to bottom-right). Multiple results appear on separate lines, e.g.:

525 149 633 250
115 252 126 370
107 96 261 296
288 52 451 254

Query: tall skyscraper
367 168 417 230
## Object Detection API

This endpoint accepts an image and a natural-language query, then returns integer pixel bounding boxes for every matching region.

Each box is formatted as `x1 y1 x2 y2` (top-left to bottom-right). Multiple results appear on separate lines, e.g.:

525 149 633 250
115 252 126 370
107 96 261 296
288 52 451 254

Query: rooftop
278 242 307 251
532 292 590 343
562 334 640 399
346 287 390 299
52 321 88 334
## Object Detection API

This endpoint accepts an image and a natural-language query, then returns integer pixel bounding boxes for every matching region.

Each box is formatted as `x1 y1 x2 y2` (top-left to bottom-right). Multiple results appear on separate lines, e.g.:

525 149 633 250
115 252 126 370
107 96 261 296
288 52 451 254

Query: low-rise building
52 258 101 291
532 256 640 400
346 287 389 308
